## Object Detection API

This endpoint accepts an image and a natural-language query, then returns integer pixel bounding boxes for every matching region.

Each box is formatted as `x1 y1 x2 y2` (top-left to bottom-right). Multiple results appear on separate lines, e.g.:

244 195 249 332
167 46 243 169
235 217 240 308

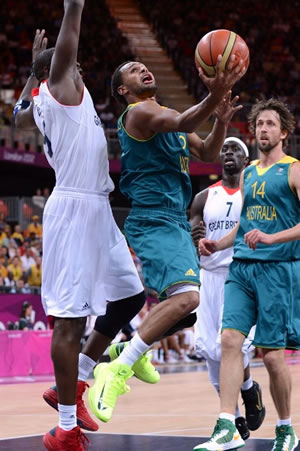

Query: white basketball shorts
41 187 143 318
194 268 254 361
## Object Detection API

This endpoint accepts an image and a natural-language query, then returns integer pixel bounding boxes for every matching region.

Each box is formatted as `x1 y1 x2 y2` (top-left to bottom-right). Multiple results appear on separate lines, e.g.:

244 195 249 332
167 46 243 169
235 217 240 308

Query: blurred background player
196 99 300 451
14 1 147 449
87 57 248 422
190 137 265 441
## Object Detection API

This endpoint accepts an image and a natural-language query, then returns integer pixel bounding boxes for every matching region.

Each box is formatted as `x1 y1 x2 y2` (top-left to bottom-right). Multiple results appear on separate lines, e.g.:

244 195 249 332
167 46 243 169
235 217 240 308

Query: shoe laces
76 382 89 399
58 428 89 451
104 375 130 407
139 351 152 366
273 426 291 450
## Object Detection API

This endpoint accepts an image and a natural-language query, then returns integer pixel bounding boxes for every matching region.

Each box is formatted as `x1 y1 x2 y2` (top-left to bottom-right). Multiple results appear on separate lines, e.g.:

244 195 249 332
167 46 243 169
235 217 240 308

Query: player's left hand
214 91 242 124
244 229 274 250
32 29 48 63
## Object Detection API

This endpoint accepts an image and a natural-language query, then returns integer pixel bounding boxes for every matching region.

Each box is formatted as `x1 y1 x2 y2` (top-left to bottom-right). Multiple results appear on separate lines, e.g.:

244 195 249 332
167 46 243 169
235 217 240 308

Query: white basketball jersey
32 81 114 193
200 181 242 271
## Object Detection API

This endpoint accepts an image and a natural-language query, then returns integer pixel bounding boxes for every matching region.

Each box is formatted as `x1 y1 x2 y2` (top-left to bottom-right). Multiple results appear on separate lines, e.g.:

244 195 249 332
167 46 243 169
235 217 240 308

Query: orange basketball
195 29 250 77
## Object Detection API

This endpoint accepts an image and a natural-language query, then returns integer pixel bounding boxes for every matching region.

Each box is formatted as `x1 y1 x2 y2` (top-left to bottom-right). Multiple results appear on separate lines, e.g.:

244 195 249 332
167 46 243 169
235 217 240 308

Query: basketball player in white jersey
190 137 265 440
14 2 149 449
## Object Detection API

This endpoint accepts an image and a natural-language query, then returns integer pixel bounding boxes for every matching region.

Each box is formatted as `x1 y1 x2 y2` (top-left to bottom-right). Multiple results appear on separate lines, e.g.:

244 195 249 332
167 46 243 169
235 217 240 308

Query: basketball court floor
1 358 300 450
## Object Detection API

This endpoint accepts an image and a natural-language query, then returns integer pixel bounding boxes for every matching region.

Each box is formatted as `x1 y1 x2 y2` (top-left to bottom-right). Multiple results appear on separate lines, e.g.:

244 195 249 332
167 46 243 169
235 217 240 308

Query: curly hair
111 61 134 106
248 98 295 149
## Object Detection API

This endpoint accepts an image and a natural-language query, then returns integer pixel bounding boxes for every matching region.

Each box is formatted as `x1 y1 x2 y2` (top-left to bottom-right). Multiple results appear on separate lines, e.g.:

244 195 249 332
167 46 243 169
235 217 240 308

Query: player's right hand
198 238 218 256
191 221 206 249
198 54 247 100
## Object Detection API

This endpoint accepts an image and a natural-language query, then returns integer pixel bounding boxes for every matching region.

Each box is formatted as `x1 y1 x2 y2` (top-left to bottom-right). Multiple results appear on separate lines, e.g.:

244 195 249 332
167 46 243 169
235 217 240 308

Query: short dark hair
33 48 55 82
248 98 295 149
111 61 134 106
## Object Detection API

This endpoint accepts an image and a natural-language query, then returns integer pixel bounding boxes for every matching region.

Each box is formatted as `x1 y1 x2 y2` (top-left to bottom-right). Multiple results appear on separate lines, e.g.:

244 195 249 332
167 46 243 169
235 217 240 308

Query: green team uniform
223 156 300 348
118 103 200 300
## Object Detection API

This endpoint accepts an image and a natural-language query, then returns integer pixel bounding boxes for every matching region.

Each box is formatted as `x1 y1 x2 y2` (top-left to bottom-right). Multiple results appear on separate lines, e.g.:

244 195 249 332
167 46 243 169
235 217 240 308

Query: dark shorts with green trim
124 207 200 300
222 259 300 349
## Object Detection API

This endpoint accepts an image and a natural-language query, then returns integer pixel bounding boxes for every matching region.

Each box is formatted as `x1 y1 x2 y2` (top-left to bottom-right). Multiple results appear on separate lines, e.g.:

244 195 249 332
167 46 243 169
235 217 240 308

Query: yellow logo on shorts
185 268 196 276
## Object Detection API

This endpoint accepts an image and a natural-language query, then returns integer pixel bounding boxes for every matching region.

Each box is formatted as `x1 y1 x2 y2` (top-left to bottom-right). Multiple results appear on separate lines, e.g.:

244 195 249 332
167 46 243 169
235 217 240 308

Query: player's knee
176 291 199 315
221 328 244 354
53 317 86 343
262 349 285 374
94 291 145 339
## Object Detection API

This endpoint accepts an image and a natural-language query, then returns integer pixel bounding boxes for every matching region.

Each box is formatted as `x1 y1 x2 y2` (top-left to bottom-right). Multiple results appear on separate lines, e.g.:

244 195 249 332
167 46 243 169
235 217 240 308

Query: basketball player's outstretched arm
48 0 85 104
126 55 246 141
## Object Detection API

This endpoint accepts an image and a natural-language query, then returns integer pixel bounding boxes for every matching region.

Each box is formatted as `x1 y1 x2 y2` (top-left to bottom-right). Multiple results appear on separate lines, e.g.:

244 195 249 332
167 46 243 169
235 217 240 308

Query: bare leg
167 334 183 356
262 348 291 419
243 365 250 381
138 291 199 345
219 329 246 414
82 330 112 362
51 317 86 405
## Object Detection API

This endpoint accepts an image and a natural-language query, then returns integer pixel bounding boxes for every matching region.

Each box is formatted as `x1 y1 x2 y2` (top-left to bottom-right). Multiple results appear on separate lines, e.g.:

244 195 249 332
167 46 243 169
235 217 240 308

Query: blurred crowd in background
0 0 299 134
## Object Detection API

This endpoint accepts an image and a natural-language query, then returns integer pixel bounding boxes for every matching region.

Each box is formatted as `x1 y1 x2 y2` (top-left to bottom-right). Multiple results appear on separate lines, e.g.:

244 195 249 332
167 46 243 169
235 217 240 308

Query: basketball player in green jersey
196 98 300 451
87 57 247 422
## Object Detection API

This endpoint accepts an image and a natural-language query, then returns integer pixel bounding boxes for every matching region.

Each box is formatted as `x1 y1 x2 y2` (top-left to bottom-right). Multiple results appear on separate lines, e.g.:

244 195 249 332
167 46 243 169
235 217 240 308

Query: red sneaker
43 381 99 431
43 425 89 450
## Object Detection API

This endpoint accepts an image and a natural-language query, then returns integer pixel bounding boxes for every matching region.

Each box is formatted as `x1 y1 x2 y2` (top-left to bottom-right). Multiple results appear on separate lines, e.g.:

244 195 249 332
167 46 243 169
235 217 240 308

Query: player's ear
117 85 128 97
244 156 250 167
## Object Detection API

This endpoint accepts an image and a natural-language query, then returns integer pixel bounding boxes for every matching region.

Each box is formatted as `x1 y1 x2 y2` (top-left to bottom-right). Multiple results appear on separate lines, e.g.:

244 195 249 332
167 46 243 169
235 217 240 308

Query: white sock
277 418 291 426
58 403 77 431
117 333 150 366
219 412 235 423
235 406 241 418
241 376 253 391
78 353 96 382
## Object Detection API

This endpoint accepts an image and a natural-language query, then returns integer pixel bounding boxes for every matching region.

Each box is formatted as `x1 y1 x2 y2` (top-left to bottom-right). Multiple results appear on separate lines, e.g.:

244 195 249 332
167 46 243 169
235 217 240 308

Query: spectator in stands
7 256 23 281
0 245 9 266
5 271 16 291
0 227 6 247
8 238 18 259
0 212 7 230
27 215 42 237
11 224 24 247
0 260 8 279
43 187 51 202
32 187 46 209
21 246 35 272
0 224 12 248
18 301 34 330
27 256 42 287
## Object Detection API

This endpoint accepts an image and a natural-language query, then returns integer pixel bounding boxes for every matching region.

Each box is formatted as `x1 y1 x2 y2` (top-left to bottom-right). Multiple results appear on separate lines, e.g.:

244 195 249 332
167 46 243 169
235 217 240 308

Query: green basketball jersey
234 155 300 261
118 103 192 211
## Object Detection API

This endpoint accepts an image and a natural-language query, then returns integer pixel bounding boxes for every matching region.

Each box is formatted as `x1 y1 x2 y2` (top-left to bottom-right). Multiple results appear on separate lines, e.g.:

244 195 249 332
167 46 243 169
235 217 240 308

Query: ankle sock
241 376 253 391
117 333 150 367
58 403 77 431
78 353 97 382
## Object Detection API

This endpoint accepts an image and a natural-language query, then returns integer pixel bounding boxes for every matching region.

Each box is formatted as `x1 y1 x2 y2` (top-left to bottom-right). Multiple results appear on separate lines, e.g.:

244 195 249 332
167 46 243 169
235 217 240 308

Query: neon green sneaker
272 425 299 451
88 361 133 423
108 342 160 384
193 418 245 450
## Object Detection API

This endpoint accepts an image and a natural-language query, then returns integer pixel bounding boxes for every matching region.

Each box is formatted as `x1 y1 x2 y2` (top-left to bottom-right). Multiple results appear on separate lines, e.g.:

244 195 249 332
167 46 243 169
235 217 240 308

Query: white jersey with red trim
200 181 242 271
32 81 114 193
